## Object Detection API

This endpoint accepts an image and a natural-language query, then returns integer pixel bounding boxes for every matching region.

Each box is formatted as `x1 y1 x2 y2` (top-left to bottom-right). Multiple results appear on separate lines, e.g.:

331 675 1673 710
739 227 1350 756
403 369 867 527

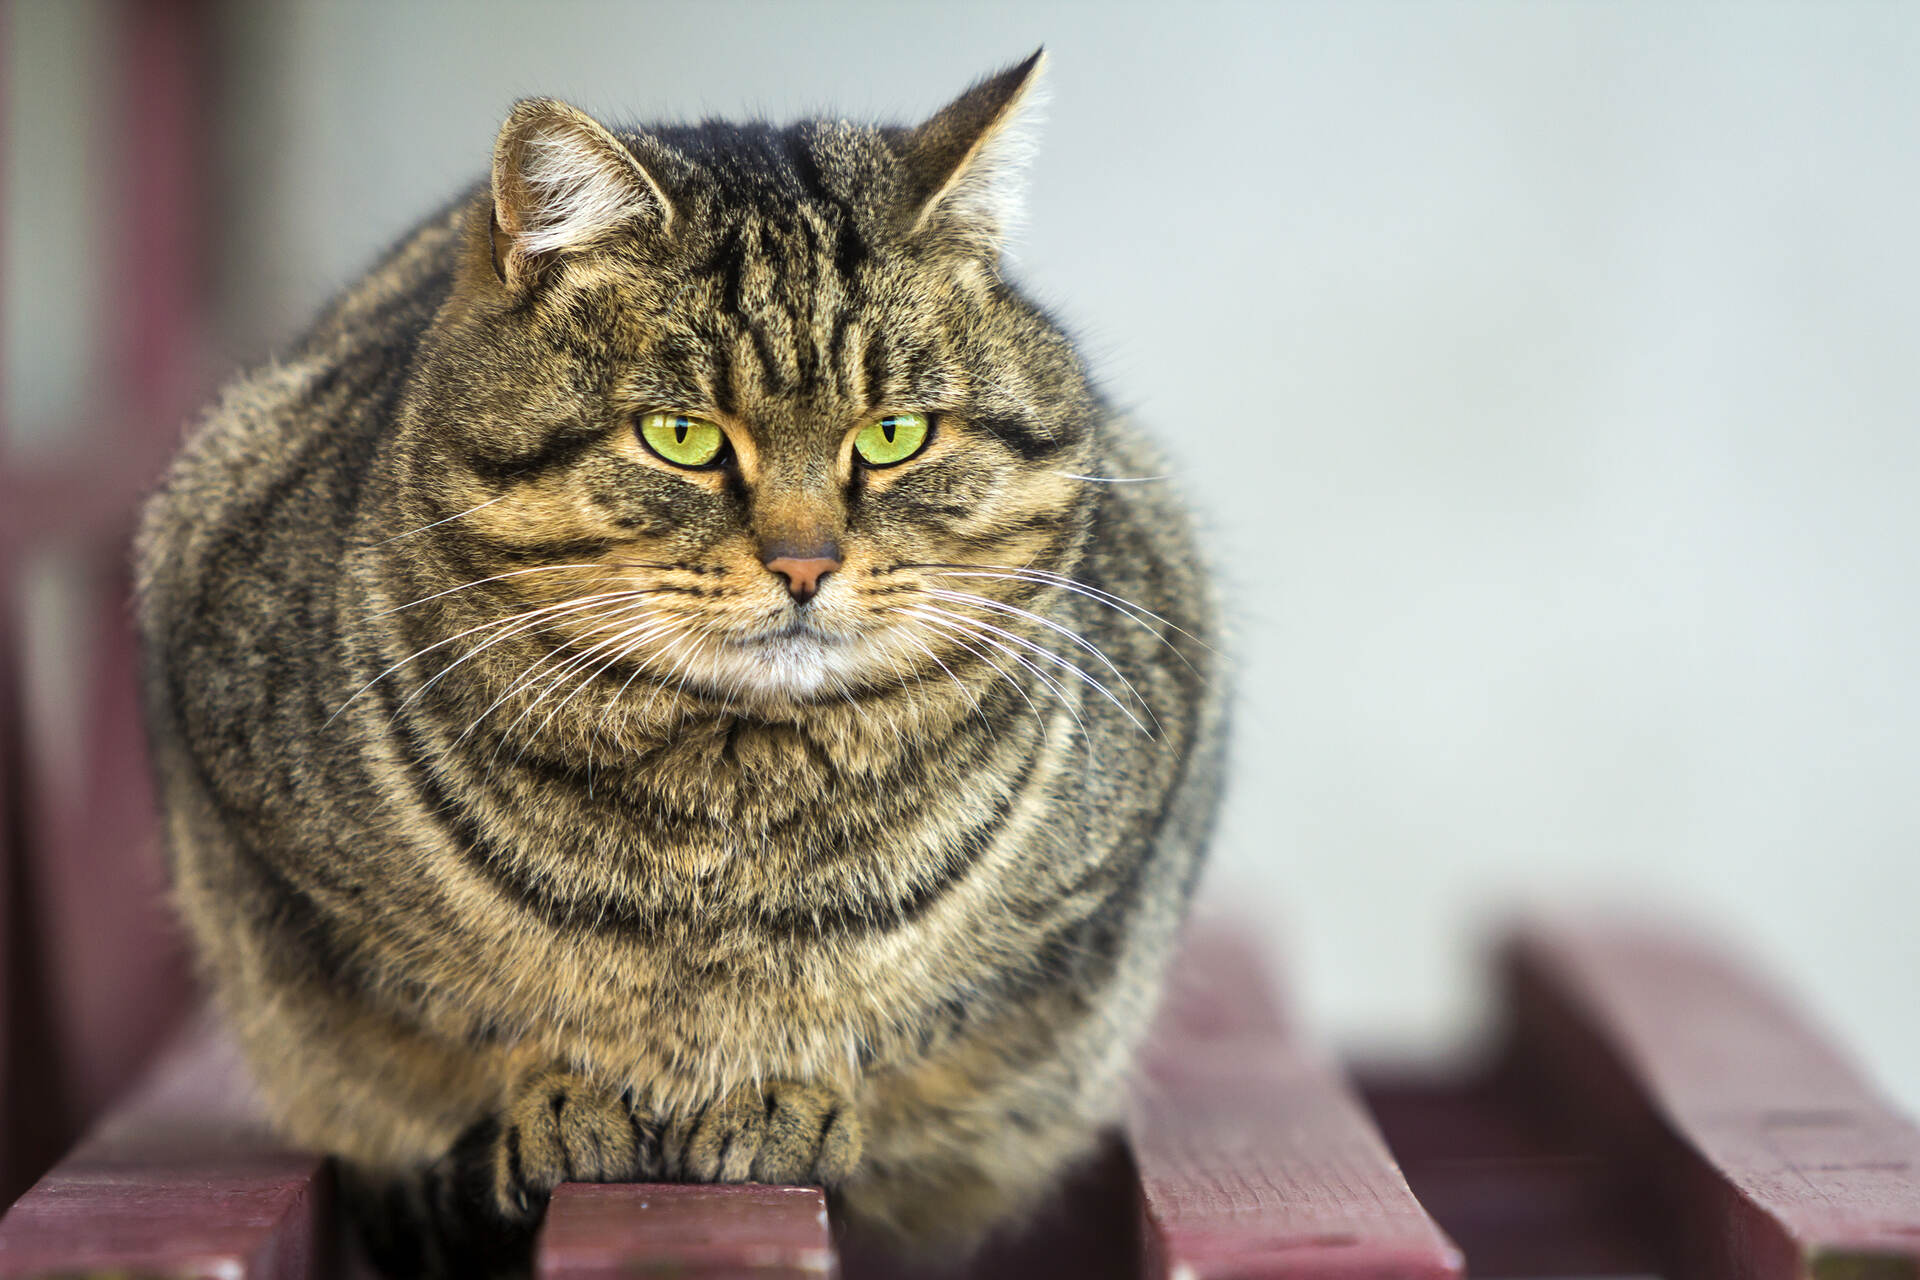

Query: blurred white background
11 1 1918 1107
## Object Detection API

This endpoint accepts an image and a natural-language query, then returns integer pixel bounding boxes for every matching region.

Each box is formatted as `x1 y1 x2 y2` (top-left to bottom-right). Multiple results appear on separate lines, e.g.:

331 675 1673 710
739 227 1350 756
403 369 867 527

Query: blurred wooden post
0 0 211 1203
0 1015 333 1280
8 916 1920 1275
538 1184 835 1280
1129 927 1465 1279
1504 919 1920 1279
0 0 15 1204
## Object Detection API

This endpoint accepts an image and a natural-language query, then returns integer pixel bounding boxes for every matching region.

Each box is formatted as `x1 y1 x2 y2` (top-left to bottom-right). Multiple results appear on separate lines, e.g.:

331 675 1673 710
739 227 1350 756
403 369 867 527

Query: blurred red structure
8 917 1920 1277
0 0 213 1204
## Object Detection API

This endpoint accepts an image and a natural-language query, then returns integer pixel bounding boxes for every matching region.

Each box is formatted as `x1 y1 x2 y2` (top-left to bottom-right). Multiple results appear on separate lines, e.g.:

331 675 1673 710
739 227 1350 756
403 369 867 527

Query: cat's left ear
489 98 673 290
900 49 1048 257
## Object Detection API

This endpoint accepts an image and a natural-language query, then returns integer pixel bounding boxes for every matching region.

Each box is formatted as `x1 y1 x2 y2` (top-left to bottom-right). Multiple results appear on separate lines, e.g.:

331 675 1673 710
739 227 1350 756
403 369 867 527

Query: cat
136 51 1224 1274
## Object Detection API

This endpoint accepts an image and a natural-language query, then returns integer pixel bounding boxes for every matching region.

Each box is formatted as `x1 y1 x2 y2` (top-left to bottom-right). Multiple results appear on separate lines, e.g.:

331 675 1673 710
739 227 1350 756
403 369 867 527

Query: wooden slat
1506 919 1920 1280
838 1135 1142 1280
0 1014 331 1279
1131 927 1465 1279
1359 1069 1664 1277
537 1183 835 1280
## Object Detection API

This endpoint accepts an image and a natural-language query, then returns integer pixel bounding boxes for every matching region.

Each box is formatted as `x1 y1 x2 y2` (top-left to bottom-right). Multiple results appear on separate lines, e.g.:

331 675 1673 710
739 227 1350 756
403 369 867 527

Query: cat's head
395 52 1105 714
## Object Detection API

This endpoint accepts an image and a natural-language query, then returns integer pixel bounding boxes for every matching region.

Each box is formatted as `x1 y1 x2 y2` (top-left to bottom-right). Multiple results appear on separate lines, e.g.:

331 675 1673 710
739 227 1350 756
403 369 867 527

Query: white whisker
603 616 689 726
510 612 686 762
891 607 1047 738
889 621 987 725
374 493 508 545
639 623 712 722
367 563 604 619
910 601 1151 736
921 587 1159 733
922 565 1213 655
457 598 665 746
326 587 646 727
902 606 1097 761
394 590 652 723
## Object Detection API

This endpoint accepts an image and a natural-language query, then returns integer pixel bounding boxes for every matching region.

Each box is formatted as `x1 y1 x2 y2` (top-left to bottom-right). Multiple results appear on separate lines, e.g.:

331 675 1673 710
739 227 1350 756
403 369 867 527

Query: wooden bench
5 917 1916 1278
1367 920 1920 1280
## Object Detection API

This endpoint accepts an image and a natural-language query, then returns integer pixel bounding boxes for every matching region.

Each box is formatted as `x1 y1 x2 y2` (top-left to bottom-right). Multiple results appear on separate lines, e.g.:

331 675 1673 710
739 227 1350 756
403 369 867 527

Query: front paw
664 1081 862 1186
483 1068 657 1222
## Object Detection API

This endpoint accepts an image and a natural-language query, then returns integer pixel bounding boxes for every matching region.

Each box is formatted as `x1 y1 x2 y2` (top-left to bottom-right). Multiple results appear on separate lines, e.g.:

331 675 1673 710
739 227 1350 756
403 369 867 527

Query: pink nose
763 554 841 603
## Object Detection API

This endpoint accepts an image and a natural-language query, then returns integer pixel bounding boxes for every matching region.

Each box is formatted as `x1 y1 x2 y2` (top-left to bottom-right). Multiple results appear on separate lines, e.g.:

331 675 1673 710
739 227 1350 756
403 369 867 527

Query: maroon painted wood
0 0 18 1205
1505 919 1920 1279
1 0 209 1205
0 1015 331 1280
837 1134 1142 1280
117 0 210 435
1360 1069 1663 1278
537 1183 835 1279
1130 927 1465 1280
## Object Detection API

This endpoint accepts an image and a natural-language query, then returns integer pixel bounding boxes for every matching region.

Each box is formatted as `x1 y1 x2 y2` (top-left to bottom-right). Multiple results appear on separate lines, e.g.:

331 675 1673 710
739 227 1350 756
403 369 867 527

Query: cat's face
396 57 1102 711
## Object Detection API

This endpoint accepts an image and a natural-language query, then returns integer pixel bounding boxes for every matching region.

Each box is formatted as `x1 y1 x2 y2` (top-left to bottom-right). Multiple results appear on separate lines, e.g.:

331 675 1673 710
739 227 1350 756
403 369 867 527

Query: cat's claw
482 1068 657 1222
665 1081 862 1186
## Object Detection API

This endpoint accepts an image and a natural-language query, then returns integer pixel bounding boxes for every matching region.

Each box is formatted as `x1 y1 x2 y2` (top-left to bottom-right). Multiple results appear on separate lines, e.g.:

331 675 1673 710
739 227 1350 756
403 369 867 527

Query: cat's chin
690 627 878 703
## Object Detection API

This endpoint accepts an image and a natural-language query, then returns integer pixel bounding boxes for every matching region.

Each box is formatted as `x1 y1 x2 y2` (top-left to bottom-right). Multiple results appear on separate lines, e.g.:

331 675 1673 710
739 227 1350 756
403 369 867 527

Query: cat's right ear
488 98 673 291
898 50 1048 258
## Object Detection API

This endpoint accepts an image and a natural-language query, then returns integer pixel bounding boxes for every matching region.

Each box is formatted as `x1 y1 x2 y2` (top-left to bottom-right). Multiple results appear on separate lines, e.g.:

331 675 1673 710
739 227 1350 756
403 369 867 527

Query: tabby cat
136 52 1223 1273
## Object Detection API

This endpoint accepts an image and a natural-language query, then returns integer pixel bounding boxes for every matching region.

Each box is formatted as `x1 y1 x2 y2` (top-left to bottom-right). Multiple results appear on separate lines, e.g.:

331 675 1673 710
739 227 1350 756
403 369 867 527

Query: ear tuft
491 98 671 286
903 50 1049 255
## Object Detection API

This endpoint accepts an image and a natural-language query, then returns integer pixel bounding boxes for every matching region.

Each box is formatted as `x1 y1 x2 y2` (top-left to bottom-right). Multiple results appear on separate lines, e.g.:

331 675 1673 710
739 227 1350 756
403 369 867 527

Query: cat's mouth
728 620 845 647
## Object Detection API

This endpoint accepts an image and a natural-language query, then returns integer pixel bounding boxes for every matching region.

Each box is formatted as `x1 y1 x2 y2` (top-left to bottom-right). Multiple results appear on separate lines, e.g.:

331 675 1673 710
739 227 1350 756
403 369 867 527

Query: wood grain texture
1131 927 1464 1279
1506 919 1920 1280
0 1014 331 1279
536 1183 835 1279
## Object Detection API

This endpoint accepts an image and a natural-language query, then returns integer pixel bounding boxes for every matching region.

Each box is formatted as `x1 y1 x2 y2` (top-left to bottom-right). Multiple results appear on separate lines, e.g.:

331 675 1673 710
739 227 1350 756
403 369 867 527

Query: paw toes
485 1070 648 1220
753 1082 864 1186
630 1080 865 1188
814 1106 863 1184
678 1088 765 1182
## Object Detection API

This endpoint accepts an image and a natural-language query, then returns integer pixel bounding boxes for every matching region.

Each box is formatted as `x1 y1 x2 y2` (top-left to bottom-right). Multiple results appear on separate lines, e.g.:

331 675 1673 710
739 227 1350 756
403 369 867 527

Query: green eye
853 413 931 467
637 412 725 467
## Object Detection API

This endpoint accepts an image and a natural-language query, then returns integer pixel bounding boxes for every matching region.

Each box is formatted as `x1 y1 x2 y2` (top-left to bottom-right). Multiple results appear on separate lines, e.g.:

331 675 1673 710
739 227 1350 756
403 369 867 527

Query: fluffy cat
136 52 1224 1273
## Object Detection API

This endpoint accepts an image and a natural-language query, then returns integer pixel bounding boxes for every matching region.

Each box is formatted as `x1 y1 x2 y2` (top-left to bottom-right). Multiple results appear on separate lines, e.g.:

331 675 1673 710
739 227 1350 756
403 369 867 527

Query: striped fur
136 54 1223 1273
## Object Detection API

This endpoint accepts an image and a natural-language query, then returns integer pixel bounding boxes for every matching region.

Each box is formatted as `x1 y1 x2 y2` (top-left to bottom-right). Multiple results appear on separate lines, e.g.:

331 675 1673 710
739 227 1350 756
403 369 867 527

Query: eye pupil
882 419 897 443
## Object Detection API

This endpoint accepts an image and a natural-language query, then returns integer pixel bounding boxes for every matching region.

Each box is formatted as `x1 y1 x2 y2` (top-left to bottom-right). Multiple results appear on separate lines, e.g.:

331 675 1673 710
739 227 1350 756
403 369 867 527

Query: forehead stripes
698 205 867 412
687 203 1070 464
461 116 1091 475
